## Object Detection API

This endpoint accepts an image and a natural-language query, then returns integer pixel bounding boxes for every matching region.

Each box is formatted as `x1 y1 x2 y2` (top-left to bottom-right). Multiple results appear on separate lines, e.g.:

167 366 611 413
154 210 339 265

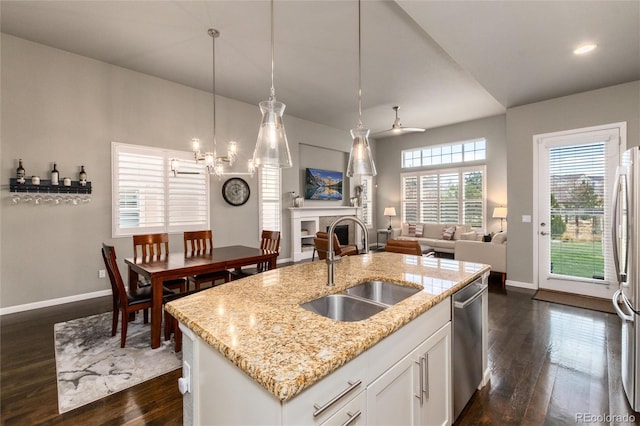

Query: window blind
361 176 373 226
112 142 208 237
260 166 281 232
402 166 485 227
547 142 610 281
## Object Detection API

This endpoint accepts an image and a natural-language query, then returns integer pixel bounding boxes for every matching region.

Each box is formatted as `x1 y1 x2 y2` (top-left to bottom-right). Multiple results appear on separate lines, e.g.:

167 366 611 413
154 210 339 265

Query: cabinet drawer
283 352 368 425
320 391 366 426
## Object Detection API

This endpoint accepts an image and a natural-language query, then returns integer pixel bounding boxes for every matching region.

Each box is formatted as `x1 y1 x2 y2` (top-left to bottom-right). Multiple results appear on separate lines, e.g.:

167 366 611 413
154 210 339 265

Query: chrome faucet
326 216 369 286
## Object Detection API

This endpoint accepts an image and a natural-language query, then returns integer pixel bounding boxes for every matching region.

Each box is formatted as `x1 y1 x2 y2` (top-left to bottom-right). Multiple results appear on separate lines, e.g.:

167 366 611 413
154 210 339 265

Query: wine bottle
51 163 59 186
16 159 25 183
79 165 87 186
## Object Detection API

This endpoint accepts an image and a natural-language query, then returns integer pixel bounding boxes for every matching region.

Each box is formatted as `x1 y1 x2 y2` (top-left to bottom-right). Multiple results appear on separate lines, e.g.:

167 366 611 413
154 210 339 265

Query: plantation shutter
113 144 166 235
439 172 459 223
167 153 209 232
420 175 438 223
260 166 281 232
402 166 485 229
112 142 209 237
463 171 484 227
402 176 418 222
361 176 373 226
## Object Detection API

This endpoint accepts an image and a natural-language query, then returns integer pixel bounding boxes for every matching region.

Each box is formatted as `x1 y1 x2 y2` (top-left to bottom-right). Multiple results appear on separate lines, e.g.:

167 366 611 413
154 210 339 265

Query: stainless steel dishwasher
453 279 487 420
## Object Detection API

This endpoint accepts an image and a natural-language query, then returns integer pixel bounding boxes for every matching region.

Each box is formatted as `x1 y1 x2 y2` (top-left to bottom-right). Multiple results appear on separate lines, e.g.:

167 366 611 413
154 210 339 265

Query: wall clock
222 177 250 206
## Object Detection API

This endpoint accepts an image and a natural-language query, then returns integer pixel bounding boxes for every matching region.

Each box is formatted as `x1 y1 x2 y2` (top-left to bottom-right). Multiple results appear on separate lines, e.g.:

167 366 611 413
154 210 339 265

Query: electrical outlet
98 269 106 278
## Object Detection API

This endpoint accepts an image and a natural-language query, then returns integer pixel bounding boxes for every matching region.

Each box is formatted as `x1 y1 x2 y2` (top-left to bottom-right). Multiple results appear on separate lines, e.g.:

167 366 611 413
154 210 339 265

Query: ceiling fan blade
399 127 426 133
372 126 426 138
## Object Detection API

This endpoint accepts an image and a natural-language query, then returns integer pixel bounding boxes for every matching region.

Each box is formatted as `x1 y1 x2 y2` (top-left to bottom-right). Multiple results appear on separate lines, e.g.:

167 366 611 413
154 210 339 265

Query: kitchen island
165 251 490 425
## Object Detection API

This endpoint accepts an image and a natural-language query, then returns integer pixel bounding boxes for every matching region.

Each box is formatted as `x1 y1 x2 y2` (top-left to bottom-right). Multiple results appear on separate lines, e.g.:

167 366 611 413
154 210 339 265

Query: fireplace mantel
289 206 362 261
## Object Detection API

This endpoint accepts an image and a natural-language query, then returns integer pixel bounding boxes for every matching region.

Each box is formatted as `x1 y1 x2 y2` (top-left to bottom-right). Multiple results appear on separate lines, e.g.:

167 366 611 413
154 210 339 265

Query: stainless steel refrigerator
612 146 640 411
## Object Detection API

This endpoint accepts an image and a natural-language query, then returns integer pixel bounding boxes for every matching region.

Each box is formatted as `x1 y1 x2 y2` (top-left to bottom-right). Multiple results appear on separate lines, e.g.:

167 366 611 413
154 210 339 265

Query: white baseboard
505 279 537 290
0 289 111 316
480 367 491 389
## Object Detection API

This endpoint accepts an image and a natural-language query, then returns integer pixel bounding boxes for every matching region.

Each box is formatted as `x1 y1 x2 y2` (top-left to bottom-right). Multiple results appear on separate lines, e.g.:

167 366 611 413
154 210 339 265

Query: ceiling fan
372 106 426 138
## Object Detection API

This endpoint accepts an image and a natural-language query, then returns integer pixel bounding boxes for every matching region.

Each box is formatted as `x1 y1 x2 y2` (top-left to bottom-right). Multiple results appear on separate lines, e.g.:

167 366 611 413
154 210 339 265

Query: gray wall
373 114 508 234
506 81 640 287
0 34 351 309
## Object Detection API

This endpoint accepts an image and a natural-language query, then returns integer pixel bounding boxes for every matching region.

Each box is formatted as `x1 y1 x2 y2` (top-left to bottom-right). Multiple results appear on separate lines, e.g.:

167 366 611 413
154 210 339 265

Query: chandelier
172 29 255 178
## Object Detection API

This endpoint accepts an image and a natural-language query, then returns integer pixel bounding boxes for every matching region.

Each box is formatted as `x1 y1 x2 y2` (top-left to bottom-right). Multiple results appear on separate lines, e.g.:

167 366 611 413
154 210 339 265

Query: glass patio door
536 124 622 298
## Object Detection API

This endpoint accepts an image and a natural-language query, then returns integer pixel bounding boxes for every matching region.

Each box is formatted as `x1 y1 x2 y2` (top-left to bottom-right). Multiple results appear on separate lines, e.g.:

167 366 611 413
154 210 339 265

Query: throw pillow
492 232 507 244
401 222 409 236
460 231 477 240
415 224 424 237
408 223 417 237
441 226 456 240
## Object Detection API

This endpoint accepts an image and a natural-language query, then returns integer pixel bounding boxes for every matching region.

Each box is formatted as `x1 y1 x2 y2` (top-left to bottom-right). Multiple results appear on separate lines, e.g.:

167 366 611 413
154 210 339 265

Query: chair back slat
133 233 170 260
101 243 129 309
257 230 280 272
184 230 213 255
385 239 423 256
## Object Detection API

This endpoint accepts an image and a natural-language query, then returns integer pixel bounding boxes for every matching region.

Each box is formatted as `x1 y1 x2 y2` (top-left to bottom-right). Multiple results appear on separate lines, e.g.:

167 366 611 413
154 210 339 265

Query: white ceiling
1 1 638 134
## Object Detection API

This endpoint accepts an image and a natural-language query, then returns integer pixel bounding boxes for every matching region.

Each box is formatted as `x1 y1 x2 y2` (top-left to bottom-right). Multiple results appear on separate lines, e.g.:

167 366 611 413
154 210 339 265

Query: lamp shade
384 207 397 217
253 99 292 168
346 127 377 177
492 207 508 219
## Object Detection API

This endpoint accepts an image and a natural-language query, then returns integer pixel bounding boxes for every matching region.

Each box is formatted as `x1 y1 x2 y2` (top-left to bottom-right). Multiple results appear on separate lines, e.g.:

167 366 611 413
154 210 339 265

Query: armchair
313 231 358 261
455 236 507 286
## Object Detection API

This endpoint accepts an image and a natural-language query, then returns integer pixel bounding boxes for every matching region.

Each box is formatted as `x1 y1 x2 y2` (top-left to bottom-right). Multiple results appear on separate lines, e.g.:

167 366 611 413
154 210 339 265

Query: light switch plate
522 215 532 223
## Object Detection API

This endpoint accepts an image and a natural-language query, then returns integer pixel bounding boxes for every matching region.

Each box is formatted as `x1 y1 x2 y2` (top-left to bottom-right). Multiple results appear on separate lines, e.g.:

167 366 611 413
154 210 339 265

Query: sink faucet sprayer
326 216 369 286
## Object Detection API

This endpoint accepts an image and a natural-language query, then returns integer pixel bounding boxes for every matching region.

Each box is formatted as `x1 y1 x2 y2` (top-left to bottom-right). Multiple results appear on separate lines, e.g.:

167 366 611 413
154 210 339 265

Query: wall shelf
9 178 92 194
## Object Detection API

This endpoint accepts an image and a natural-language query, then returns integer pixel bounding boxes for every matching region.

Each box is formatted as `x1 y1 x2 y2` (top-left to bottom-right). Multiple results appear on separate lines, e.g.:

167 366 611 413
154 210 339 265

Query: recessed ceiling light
574 43 597 55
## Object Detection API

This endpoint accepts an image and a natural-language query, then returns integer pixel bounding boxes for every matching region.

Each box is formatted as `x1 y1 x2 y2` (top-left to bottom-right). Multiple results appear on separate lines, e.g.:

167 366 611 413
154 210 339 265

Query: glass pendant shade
253 99 292 168
346 126 377 177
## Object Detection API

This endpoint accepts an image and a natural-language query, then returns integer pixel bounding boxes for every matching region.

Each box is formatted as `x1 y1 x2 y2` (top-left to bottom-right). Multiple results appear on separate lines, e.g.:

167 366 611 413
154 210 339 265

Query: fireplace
327 224 349 246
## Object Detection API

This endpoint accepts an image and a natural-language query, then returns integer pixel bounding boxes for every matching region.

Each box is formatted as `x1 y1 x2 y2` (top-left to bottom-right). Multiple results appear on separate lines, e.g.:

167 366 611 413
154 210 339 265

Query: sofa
455 232 507 286
391 222 482 254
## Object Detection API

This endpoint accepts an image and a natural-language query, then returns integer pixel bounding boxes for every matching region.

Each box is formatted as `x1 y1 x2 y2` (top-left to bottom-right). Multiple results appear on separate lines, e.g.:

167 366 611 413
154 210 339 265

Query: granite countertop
165 251 489 402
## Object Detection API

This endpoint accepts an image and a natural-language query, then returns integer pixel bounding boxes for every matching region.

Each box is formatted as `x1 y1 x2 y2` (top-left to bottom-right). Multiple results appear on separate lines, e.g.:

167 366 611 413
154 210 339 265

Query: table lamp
493 207 507 232
384 207 397 231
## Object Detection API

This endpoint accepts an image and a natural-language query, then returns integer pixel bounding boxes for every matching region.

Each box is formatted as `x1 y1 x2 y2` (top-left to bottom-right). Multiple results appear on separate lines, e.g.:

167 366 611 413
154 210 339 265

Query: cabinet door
418 323 452 426
366 346 421 425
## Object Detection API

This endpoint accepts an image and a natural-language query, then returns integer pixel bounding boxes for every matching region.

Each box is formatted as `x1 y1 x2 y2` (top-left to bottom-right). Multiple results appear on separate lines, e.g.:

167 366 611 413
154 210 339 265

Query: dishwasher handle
454 284 487 309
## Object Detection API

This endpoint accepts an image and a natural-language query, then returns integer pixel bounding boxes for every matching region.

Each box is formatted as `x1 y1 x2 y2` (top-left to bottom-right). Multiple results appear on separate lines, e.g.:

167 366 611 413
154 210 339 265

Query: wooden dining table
125 245 278 349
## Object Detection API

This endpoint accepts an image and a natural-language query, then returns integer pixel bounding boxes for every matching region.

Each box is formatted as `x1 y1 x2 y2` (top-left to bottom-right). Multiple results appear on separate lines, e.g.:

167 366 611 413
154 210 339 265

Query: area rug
54 312 182 414
532 289 616 314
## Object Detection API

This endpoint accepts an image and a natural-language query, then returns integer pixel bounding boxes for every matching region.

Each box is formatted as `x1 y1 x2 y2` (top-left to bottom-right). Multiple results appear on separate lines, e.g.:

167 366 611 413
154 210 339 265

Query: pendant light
253 0 292 169
346 0 376 177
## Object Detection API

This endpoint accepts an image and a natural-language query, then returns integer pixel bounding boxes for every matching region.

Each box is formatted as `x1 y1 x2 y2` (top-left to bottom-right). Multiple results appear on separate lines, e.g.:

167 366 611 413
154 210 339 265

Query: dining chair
384 238 423 256
313 231 358 261
230 230 281 279
133 233 187 292
183 230 230 290
102 243 174 348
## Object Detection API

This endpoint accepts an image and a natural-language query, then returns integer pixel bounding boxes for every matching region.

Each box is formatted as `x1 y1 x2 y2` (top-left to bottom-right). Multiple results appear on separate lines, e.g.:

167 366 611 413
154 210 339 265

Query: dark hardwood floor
1 278 636 425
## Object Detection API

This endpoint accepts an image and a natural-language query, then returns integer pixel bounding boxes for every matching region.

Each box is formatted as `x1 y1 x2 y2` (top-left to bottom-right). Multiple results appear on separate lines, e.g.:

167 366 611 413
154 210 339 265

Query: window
112 142 209 237
259 166 281 232
401 166 485 228
360 176 373 226
402 139 486 169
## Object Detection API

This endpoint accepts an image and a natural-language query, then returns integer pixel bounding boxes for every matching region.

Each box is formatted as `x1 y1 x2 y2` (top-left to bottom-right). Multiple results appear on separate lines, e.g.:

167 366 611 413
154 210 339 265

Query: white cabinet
367 323 451 426
181 298 453 425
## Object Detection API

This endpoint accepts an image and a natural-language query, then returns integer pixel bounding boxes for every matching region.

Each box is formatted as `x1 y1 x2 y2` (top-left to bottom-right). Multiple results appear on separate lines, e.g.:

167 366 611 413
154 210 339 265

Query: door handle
540 231 549 236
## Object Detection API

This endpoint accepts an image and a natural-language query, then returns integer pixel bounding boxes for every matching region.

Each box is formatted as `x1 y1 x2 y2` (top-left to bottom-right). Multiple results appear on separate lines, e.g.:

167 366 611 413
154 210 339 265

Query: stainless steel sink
346 281 421 306
300 294 386 322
